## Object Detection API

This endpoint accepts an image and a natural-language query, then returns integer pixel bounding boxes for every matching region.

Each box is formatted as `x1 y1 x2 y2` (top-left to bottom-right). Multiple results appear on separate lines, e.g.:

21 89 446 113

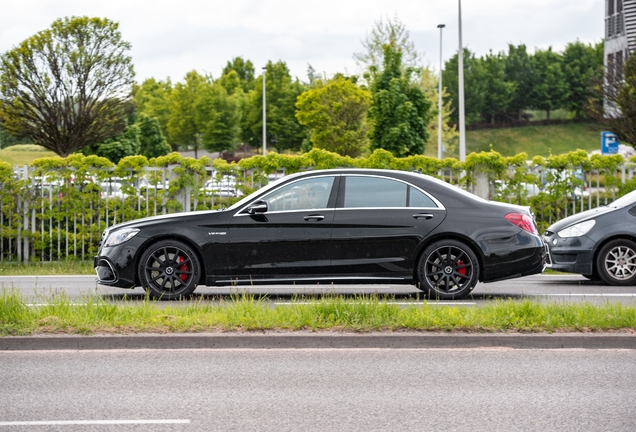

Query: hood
546 205 616 233
108 209 220 232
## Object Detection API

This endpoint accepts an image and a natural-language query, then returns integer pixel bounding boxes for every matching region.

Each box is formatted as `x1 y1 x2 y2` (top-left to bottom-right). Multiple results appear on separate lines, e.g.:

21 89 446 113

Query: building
605 0 635 78
604 0 635 115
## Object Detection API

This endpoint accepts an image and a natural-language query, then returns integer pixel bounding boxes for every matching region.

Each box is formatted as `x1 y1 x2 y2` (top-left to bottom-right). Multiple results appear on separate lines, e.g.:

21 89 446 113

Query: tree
419 67 458 157
137 113 171 159
221 57 255 92
86 123 140 164
307 64 319 84
443 48 485 124
296 75 371 157
354 15 422 73
367 43 433 157
481 51 516 124
0 16 135 157
562 41 603 119
166 70 208 153
217 70 243 96
133 78 173 144
244 61 307 152
505 44 535 120
0 126 30 149
589 52 636 146
531 48 568 120
195 82 242 153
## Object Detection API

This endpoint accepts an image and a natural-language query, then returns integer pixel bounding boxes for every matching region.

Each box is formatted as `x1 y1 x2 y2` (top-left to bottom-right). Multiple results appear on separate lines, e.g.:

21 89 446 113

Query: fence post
193 172 198 211
21 165 30 262
169 164 190 212
473 166 489 200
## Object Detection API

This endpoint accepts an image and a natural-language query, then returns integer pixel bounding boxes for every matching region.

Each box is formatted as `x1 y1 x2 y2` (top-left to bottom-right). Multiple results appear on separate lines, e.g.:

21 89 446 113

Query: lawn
0 144 57 166
465 122 604 157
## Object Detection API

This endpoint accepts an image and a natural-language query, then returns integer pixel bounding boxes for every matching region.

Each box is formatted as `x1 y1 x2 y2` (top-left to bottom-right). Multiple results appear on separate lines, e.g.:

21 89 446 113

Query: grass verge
1 290 634 336
0 261 94 276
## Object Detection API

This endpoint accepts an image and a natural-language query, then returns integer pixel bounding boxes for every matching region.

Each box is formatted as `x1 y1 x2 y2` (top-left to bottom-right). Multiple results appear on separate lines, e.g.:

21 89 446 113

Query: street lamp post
437 24 445 160
458 0 466 162
262 66 267 156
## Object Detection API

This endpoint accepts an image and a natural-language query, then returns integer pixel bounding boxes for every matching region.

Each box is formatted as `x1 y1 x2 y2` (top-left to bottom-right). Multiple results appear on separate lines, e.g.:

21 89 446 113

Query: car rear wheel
596 239 636 286
417 240 479 300
138 240 201 300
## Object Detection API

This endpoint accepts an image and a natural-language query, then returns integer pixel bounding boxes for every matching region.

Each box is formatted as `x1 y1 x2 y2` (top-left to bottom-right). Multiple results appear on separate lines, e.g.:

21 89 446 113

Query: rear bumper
481 246 546 282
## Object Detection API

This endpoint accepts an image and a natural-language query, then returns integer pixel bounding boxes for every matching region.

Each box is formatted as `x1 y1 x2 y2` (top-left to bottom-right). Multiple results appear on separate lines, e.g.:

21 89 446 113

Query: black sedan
95 169 545 300
544 189 636 285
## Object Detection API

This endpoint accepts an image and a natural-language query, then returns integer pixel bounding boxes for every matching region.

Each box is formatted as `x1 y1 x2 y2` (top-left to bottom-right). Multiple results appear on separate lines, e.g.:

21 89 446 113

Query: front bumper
542 232 595 275
94 255 137 288
94 236 146 288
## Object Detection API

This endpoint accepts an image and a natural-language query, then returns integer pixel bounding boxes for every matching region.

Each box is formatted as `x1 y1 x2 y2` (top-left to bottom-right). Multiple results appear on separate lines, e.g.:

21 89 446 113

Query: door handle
304 215 325 221
413 213 433 220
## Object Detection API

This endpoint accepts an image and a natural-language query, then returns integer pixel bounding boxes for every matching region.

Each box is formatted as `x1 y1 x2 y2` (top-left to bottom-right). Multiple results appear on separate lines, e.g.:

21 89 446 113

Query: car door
330 174 446 279
222 175 338 282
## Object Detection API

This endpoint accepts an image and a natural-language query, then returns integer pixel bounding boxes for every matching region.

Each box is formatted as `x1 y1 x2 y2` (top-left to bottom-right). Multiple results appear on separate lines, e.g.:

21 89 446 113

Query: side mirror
247 200 268 214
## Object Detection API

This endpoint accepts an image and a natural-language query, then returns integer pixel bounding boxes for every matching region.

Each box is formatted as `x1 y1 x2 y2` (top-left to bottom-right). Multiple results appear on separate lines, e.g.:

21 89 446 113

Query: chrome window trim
232 172 447 217
334 207 445 211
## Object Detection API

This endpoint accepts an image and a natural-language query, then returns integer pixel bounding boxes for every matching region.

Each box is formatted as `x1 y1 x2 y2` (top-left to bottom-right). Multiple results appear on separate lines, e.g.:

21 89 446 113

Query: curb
1 333 635 350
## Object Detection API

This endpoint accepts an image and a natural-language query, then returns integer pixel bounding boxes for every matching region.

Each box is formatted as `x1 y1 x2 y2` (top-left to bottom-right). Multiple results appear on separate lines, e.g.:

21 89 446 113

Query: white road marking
274 301 477 306
544 293 636 297
0 419 190 426
0 275 90 278
25 304 87 307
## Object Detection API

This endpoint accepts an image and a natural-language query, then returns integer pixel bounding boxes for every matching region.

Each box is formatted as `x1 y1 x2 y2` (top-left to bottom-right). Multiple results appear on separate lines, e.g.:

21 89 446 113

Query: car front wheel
138 240 201 300
417 240 479 300
596 239 636 286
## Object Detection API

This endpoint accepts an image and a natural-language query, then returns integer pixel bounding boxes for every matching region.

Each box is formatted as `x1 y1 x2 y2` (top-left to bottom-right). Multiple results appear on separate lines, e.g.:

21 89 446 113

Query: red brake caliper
457 260 466 278
178 256 188 282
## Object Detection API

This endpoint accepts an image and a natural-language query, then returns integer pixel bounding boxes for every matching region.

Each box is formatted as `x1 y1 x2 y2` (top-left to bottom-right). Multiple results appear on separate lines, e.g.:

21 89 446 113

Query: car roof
244 168 491 210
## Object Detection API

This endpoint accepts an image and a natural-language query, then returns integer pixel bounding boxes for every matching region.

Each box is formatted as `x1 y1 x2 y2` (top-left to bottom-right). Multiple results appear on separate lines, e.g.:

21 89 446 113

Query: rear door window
343 176 437 208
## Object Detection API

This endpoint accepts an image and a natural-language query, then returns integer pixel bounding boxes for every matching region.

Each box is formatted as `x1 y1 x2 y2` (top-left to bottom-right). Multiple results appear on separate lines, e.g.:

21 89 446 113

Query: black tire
417 240 479 300
138 240 201 300
596 239 636 286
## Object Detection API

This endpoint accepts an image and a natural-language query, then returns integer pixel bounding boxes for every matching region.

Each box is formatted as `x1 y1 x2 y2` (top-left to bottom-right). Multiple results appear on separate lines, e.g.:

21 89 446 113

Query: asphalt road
2 274 636 305
3 275 635 431
1 348 635 431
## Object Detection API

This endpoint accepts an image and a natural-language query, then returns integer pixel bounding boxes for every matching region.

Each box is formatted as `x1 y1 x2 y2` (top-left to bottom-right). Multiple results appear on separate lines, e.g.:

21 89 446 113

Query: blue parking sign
601 131 619 154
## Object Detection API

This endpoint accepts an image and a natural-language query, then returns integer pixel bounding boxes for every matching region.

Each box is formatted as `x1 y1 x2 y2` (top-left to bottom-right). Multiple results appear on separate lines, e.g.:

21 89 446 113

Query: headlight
557 220 595 238
104 228 140 247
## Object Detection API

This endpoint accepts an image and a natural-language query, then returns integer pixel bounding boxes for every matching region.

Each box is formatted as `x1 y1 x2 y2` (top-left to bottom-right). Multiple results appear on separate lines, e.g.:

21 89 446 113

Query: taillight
505 212 539 235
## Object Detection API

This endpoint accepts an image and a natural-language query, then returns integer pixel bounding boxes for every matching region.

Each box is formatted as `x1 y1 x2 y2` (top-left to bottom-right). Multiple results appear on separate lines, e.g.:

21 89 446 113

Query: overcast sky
0 0 604 84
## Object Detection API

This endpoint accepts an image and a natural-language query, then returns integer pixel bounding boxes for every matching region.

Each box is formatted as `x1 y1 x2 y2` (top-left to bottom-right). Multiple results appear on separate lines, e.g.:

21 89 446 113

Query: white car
202 172 243 198
100 180 126 198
